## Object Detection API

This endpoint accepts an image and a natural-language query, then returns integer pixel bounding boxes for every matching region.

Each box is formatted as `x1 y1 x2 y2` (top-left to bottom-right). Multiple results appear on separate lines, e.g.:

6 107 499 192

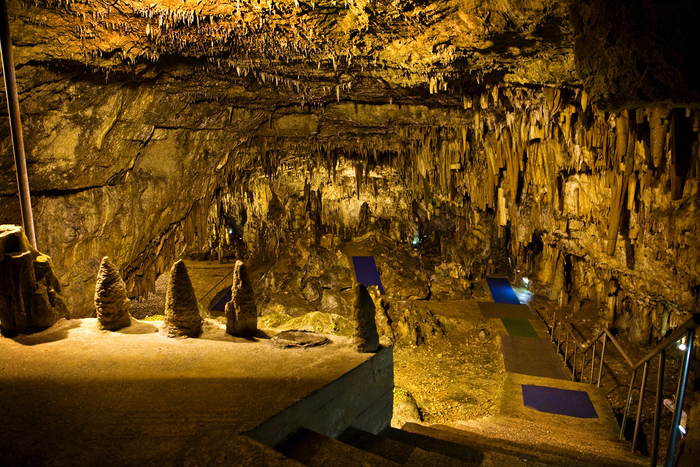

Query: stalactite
606 172 629 256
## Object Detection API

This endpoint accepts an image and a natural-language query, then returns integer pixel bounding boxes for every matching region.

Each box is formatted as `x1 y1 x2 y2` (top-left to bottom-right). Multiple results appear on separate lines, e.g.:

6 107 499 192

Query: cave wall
1 64 699 343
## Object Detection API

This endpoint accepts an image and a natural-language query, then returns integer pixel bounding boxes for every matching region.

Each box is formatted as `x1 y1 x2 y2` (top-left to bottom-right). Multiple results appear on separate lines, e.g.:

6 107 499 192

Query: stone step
401 423 647 467
275 427 402 467
337 426 480 467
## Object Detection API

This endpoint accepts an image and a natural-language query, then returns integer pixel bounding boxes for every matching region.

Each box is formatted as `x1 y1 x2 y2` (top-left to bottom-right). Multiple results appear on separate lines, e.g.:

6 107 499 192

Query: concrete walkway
0 318 381 466
443 277 646 466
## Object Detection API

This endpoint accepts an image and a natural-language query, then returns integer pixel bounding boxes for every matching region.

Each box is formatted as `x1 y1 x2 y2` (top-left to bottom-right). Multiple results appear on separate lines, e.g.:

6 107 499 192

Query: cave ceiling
11 0 577 101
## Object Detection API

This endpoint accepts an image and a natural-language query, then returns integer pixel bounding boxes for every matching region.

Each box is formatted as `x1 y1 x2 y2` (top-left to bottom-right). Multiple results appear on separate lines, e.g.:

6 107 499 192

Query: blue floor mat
486 278 521 305
352 256 385 295
522 385 598 418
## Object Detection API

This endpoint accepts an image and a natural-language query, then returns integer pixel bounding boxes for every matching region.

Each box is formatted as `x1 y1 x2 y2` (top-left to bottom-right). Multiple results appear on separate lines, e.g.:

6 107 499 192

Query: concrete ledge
247 345 394 446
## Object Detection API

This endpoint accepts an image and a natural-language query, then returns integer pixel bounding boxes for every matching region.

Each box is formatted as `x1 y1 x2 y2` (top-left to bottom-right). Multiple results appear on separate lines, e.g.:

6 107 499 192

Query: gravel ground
130 273 169 319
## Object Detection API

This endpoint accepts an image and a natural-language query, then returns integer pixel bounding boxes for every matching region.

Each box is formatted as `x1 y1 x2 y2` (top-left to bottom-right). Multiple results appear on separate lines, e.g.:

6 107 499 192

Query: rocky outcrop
94 256 132 331
352 282 379 353
0 224 69 336
161 260 202 338
225 261 257 337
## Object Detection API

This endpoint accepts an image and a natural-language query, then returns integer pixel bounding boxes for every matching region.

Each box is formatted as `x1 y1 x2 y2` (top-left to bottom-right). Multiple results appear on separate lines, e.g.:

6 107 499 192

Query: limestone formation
0 225 70 337
161 260 202 338
94 256 132 331
352 283 380 353
225 261 258 337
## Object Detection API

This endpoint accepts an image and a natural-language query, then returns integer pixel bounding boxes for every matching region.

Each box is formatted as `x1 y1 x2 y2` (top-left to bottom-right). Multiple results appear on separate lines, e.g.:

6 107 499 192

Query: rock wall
2 65 698 344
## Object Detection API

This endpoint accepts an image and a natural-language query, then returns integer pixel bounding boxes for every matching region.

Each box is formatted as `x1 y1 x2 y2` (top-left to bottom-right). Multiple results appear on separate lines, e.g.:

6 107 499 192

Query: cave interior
1 0 700 465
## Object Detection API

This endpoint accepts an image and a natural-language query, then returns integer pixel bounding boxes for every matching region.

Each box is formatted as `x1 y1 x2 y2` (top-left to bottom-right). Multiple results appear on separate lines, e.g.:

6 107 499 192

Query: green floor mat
501 318 540 338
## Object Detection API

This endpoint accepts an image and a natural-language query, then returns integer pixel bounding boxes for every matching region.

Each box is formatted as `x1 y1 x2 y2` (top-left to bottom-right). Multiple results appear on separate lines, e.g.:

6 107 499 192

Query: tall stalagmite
161 260 202 337
94 256 132 331
352 282 380 353
225 260 257 337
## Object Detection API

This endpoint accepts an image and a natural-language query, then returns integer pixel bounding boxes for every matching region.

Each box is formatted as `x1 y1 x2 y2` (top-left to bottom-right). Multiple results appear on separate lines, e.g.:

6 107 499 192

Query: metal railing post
598 333 607 387
0 0 36 247
620 368 638 441
590 341 596 384
665 329 695 467
558 324 562 352
551 314 556 342
632 361 649 453
650 350 666 467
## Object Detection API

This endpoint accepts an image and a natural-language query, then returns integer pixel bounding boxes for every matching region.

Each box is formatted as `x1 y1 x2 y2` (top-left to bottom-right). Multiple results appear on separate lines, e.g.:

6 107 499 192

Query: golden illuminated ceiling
10 0 576 87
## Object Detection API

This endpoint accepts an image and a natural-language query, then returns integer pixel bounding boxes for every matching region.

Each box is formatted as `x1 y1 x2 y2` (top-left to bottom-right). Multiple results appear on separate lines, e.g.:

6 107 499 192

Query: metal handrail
198 266 236 306
547 310 699 467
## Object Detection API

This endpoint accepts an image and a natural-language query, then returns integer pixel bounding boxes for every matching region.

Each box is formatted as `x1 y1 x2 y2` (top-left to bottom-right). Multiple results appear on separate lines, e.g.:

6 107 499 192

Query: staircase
271 363 646 466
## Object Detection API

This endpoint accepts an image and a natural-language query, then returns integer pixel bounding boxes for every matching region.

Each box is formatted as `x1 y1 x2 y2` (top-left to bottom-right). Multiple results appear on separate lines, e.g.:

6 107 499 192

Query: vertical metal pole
598 333 607 388
565 333 570 364
581 349 588 383
551 314 556 342
650 350 666 467
573 347 578 381
0 0 35 247
620 368 637 441
665 329 695 467
590 341 596 384
632 361 649 453
558 325 562 352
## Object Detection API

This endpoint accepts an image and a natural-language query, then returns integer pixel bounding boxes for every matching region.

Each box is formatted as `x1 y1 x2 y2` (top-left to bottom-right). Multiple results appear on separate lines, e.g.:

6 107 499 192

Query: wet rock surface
94 256 133 331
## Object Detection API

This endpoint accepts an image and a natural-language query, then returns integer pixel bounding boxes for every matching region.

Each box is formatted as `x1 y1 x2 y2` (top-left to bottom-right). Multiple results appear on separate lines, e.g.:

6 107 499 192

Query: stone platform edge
246 345 394 447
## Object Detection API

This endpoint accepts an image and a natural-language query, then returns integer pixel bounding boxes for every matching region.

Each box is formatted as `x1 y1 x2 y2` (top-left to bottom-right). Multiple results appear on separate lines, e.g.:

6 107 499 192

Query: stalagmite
94 256 132 331
352 282 379 353
0 225 70 337
225 260 258 336
161 260 202 337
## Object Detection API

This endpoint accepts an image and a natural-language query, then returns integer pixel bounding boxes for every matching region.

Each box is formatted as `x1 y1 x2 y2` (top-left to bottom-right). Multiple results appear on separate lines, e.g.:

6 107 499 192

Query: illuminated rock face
0 225 70 336
0 1 698 343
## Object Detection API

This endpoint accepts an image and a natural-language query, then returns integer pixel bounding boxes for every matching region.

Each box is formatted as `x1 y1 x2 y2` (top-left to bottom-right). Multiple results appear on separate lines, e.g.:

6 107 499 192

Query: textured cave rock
352 282 379 353
1 0 698 348
94 256 133 331
225 260 258 337
161 260 202 338
0 224 70 337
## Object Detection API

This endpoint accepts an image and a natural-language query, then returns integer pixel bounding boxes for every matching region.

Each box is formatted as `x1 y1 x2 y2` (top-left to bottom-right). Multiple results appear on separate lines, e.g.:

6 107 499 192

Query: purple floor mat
352 256 385 295
522 384 598 418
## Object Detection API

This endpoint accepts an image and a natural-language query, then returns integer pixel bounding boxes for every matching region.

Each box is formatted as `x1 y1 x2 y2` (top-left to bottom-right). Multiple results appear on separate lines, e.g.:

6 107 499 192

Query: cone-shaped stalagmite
161 260 202 337
225 260 258 336
352 282 379 353
94 256 132 331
